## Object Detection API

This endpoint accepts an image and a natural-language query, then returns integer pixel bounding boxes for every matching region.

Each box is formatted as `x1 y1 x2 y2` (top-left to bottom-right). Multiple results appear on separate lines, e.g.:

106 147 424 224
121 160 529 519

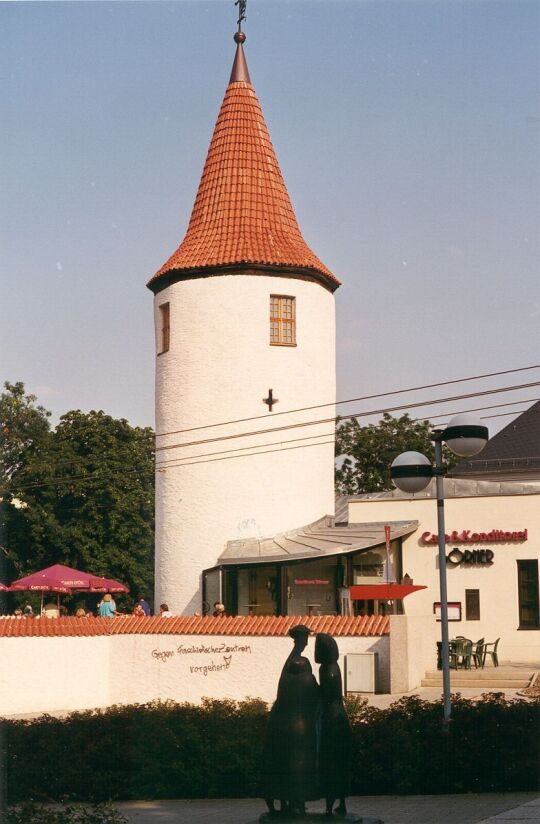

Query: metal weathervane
235 0 247 32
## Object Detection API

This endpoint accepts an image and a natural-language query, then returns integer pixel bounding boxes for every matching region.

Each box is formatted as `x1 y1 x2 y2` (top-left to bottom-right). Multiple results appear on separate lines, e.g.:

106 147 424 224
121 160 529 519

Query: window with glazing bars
270 295 296 345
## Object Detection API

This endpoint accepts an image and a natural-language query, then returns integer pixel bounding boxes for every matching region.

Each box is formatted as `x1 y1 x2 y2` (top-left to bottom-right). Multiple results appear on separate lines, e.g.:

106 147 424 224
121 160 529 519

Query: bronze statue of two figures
260 626 353 819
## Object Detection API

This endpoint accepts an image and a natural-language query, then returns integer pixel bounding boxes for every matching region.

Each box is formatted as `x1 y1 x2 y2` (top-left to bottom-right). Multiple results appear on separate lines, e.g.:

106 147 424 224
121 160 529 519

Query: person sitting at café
43 601 60 618
13 608 23 619
98 593 119 618
159 603 173 617
132 604 145 617
23 605 34 618
213 601 226 617
137 595 151 616
75 608 87 618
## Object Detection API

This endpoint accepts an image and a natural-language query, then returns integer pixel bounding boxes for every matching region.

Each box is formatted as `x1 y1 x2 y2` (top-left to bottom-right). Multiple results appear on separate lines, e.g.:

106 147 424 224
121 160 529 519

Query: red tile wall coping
0 614 389 638
149 81 338 291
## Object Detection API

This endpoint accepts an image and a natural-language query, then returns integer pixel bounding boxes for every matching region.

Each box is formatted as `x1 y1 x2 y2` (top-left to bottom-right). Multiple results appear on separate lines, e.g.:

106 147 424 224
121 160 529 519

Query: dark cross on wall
263 389 278 412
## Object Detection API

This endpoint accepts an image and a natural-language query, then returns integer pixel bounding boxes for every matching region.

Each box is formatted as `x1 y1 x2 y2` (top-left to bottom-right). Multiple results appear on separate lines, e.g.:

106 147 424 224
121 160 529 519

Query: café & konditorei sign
421 528 528 544
419 527 528 567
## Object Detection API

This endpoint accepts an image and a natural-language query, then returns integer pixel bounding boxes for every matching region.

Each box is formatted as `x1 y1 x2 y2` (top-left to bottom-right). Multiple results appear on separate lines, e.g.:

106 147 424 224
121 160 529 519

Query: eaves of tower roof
148 42 339 293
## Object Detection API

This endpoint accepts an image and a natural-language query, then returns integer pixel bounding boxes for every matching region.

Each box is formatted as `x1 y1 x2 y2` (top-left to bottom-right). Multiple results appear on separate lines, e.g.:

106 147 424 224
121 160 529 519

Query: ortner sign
420 529 528 545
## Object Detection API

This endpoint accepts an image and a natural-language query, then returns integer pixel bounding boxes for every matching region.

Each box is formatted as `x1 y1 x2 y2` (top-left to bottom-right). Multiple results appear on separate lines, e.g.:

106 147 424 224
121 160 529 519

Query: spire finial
235 0 247 33
230 0 250 82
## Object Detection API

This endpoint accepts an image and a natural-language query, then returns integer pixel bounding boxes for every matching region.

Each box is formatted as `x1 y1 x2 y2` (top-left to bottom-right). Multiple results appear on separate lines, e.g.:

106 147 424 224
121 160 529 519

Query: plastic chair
448 638 466 668
482 638 500 667
449 638 473 669
471 638 485 669
459 639 473 669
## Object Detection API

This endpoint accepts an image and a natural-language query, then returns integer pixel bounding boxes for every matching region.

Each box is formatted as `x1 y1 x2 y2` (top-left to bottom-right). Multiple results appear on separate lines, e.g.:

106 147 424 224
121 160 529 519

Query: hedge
2 694 538 803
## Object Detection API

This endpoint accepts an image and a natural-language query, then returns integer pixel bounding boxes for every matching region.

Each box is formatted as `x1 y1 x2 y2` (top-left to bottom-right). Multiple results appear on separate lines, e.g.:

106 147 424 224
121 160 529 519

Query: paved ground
117 794 540 824
359 663 539 709
363 686 528 710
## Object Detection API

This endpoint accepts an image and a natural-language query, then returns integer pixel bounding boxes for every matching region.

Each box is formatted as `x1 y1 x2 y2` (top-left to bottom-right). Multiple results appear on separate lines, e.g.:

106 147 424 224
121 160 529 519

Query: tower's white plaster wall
154 274 336 614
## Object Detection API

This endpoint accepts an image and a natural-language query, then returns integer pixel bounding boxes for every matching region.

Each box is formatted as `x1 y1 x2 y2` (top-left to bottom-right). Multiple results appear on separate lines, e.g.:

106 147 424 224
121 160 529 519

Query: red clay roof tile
148 49 338 292
0 615 388 638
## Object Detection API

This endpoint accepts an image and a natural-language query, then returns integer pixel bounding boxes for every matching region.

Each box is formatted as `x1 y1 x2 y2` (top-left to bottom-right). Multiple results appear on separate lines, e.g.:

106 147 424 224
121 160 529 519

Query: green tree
1 385 155 604
335 412 457 495
0 382 53 581
0 381 51 483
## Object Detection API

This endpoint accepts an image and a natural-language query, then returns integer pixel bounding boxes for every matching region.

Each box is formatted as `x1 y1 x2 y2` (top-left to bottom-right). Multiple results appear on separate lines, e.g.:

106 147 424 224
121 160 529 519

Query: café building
204 402 540 664
202 515 421 619
346 478 540 664
338 401 539 663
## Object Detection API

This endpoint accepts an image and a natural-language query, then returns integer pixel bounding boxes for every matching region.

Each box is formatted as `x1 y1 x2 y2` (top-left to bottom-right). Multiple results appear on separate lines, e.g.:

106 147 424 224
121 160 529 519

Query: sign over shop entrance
446 548 494 566
421 528 527 545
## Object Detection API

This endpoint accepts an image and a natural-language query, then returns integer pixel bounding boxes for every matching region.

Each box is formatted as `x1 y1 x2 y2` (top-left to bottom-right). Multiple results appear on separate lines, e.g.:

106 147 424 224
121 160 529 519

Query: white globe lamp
442 413 489 458
390 451 433 493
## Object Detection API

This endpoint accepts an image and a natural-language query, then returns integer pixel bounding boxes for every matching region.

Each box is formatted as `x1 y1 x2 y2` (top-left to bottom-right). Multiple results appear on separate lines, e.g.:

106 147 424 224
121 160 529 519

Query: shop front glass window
351 541 402 617
285 557 338 616
237 566 278 616
202 567 221 616
353 543 399 585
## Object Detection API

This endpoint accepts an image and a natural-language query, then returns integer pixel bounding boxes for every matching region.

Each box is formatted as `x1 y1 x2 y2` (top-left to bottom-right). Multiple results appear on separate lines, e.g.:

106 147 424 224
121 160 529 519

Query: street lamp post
390 414 488 726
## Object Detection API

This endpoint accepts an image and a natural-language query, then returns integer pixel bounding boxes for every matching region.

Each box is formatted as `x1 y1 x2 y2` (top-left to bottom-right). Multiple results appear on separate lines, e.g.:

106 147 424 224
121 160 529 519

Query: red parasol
8 565 129 615
86 575 129 593
9 567 73 594
9 564 128 593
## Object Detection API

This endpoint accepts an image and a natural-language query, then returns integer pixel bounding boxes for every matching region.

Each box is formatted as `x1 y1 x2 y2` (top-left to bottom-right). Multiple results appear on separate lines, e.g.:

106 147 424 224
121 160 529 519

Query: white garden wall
0 631 388 717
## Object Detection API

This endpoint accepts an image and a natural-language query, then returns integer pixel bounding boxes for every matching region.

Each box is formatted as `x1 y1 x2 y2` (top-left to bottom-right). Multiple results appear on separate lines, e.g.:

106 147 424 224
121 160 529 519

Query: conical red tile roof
148 41 339 292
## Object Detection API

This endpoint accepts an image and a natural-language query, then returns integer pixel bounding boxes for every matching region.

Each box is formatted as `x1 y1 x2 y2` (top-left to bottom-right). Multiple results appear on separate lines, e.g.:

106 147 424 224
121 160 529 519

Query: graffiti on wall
151 640 252 676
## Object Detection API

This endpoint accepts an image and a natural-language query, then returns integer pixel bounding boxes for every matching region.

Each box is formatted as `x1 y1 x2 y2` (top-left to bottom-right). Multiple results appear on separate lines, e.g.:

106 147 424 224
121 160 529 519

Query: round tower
148 30 340 615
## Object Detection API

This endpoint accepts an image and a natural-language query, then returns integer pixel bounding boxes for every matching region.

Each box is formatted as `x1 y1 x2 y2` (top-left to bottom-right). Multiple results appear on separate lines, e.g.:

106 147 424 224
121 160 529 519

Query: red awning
349 584 427 601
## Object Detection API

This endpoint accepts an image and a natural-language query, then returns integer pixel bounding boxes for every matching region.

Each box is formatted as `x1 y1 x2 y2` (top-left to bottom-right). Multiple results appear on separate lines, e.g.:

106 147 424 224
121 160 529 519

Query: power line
5 395 537 492
156 398 538 471
156 398 538 469
157 438 337 470
427 397 539 424
155 363 540 438
157 431 337 468
155 380 540 455
8 366 538 480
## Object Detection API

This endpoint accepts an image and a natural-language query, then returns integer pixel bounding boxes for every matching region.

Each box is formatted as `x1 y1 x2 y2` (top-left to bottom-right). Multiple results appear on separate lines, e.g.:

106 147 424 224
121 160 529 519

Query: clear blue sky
2 0 539 433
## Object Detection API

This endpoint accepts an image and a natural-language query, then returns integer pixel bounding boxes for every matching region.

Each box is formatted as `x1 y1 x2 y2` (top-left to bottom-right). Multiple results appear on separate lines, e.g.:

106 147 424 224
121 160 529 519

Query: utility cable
155 397 538 469
156 380 540 454
155 363 540 438
5 395 537 491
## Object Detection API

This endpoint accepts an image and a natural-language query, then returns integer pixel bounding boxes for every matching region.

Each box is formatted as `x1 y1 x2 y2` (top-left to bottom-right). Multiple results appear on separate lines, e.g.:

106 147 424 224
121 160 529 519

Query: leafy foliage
335 412 458 494
0 382 51 483
3 695 538 803
0 383 154 608
5 801 127 824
